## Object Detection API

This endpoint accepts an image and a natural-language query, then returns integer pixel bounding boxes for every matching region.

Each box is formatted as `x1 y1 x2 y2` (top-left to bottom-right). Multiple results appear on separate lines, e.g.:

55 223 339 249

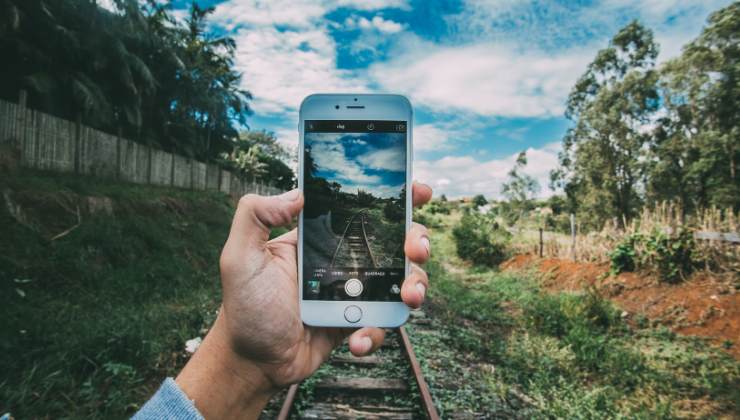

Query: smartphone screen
302 120 407 302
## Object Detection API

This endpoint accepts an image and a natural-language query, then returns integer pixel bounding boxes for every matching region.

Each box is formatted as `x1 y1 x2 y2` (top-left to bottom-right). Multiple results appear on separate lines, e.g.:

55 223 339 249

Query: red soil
502 255 740 359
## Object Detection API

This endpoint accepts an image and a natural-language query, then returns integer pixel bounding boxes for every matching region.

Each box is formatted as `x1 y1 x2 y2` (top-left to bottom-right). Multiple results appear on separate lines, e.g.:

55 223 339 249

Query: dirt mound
503 254 740 359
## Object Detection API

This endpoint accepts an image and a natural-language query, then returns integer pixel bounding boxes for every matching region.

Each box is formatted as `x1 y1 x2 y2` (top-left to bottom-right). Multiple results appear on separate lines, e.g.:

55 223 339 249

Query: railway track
276 210 438 418
330 209 378 269
276 311 439 419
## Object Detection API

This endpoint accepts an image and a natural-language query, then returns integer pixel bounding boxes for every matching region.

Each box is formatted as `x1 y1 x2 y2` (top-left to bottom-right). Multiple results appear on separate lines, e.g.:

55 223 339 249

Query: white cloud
414 123 453 152
309 135 381 184
229 26 368 114
371 41 592 117
357 147 406 172
345 15 404 33
96 0 120 13
211 1 411 116
414 142 562 199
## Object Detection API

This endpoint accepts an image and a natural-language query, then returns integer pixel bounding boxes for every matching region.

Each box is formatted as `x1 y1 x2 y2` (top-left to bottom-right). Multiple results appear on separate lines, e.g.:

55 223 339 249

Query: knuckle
238 193 259 209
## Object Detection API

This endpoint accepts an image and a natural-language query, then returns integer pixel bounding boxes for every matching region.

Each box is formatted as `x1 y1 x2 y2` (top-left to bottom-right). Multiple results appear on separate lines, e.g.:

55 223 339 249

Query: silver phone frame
298 93 413 327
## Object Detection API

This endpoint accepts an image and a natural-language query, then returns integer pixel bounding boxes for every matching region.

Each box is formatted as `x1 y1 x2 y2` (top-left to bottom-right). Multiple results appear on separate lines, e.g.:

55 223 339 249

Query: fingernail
279 189 301 201
359 336 372 353
416 282 426 299
421 236 430 256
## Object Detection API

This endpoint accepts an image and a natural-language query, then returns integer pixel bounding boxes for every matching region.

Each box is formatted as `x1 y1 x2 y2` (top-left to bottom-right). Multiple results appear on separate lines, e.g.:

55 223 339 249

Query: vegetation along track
277 311 440 419
331 209 378 268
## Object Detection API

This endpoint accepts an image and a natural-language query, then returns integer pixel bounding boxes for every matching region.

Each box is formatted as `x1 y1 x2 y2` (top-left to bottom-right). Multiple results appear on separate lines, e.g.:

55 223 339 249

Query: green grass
0 169 234 418
409 211 740 418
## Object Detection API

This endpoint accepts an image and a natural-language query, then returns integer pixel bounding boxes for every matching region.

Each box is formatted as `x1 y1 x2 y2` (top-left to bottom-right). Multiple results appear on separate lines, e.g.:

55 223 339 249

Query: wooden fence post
217 165 222 192
16 90 27 153
74 113 82 174
570 213 576 261
170 153 176 186
146 143 153 184
116 127 122 180
539 227 544 258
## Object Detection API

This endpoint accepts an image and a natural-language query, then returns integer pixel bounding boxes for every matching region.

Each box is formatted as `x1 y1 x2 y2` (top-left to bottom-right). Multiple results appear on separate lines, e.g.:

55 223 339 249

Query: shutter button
344 278 363 297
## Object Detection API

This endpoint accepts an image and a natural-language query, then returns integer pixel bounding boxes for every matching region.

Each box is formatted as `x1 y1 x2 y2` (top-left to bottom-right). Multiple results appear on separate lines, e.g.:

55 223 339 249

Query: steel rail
276 383 299 420
329 208 373 268
276 326 439 419
398 326 440 420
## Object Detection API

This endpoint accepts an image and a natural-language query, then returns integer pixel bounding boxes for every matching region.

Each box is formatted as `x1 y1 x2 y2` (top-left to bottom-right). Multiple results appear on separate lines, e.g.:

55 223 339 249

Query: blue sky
306 132 406 198
158 0 731 198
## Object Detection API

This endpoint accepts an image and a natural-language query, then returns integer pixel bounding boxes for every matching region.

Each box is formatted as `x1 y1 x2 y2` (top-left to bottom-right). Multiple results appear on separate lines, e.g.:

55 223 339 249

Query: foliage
452 212 511 266
649 2 739 212
0 0 251 161
472 194 488 207
552 6 739 230
501 151 540 208
419 220 740 418
552 21 659 230
609 228 696 283
609 236 638 274
0 170 228 417
218 130 295 189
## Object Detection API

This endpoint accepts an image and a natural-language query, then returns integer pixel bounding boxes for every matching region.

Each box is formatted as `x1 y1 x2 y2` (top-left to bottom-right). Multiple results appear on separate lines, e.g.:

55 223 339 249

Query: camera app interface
303 120 407 301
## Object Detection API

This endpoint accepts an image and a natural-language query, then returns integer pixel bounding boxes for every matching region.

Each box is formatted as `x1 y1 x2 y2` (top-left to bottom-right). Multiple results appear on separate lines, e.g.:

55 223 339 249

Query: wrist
176 310 276 418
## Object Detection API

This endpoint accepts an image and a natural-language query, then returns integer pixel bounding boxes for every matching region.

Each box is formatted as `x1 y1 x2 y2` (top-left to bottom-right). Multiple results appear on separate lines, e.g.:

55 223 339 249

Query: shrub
642 228 695 284
452 212 511 266
610 236 637 275
609 228 696 283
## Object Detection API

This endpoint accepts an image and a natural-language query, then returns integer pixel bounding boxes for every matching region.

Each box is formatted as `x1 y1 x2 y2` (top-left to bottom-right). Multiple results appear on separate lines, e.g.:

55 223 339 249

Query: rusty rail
398 326 440 420
276 326 439 419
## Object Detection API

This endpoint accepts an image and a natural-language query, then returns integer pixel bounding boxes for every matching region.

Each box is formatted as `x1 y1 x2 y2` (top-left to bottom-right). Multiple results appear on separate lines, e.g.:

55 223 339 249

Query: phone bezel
298 93 413 327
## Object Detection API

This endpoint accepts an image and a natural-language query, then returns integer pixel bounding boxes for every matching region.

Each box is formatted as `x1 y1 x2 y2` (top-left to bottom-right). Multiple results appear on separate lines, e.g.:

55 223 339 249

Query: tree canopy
551 4 739 229
0 0 250 162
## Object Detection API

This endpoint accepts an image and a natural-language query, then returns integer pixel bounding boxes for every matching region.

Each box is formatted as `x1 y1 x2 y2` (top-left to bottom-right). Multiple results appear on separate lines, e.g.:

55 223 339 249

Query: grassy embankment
0 169 236 418
409 209 740 418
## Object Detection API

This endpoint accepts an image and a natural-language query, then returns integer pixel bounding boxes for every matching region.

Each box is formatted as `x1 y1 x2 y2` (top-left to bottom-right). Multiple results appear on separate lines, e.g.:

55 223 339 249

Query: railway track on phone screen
275 312 440 420
330 209 378 269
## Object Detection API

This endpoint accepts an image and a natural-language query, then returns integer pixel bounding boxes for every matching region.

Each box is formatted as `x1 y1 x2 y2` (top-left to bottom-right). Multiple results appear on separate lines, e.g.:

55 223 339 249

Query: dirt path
502 255 740 359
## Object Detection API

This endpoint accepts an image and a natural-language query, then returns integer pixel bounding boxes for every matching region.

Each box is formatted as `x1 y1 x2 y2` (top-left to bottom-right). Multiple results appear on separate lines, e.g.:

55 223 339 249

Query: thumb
226 189 304 252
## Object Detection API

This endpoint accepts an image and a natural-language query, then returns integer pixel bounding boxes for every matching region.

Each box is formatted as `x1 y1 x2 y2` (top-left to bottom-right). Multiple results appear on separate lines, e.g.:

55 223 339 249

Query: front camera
335 105 340 109
354 98 358 102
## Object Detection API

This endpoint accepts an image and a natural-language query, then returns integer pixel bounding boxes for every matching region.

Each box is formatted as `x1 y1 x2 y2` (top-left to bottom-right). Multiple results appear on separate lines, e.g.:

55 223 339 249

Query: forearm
176 311 276 419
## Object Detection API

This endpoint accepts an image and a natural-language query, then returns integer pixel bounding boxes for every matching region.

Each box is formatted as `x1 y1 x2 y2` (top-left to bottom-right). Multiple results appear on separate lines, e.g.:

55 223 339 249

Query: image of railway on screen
302 120 407 301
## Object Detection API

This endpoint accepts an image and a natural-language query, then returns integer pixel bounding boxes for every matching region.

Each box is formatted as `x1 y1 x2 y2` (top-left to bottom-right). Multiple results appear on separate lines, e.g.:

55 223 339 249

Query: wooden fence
0 95 283 197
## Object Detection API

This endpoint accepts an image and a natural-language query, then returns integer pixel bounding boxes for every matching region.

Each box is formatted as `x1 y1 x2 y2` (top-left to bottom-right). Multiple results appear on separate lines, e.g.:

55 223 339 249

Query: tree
648 3 739 212
472 194 488 207
551 21 660 229
0 0 251 162
501 151 540 206
221 130 296 189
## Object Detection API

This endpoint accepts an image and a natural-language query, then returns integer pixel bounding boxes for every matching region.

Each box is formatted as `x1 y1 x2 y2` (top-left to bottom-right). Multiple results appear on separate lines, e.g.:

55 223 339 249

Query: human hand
176 182 433 418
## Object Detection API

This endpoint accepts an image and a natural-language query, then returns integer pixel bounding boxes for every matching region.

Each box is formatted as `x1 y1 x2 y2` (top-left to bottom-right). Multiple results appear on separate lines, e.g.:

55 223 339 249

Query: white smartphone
298 94 413 327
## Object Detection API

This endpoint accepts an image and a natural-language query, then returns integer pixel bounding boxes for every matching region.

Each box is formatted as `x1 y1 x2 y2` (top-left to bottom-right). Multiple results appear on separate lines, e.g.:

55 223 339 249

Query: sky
306 132 406 198
119 0 731 199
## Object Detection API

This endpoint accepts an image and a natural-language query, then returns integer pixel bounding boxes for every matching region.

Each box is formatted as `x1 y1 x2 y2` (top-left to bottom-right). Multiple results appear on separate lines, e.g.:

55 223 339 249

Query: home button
344 305 362 323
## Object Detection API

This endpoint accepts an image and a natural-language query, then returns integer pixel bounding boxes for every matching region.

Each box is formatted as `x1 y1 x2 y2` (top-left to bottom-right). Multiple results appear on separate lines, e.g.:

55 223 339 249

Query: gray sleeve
132 378 204 420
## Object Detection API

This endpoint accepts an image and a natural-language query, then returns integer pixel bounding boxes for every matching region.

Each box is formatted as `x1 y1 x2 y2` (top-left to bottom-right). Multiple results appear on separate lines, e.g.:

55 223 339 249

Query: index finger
412 182 432 208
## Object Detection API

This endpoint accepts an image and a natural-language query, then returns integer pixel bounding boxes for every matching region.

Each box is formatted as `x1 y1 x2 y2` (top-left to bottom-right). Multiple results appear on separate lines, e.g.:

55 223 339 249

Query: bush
452 212 511 266
609 228 696 283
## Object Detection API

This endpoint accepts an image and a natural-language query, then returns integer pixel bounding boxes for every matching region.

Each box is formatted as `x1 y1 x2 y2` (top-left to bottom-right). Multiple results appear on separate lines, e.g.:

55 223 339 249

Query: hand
176 182 433 419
